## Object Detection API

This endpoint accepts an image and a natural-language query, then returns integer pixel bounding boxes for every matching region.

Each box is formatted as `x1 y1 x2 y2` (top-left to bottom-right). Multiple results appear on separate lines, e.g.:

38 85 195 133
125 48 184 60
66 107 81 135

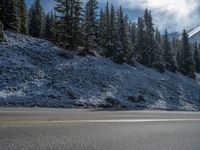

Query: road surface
0 108 200 150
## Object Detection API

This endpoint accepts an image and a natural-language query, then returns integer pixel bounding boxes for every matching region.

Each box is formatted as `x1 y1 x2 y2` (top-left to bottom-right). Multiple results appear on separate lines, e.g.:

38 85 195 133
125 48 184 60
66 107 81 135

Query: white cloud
110 0 200 32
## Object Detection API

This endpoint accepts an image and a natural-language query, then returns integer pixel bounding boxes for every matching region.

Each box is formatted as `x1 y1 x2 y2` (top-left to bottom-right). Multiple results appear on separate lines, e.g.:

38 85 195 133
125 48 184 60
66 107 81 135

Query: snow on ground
0 32 200 111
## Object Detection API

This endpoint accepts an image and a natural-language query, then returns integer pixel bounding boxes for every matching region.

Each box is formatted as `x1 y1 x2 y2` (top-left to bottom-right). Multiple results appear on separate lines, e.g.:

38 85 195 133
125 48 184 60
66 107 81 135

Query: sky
26 0 200 33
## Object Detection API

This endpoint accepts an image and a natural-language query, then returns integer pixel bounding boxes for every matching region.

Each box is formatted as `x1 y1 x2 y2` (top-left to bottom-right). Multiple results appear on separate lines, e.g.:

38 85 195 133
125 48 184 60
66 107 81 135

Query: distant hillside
0 32 200 111
168 32 179 40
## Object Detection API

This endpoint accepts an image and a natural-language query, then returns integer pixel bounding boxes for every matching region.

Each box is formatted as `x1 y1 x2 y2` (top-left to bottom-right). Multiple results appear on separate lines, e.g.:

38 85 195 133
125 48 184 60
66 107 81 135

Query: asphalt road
0 108 200 150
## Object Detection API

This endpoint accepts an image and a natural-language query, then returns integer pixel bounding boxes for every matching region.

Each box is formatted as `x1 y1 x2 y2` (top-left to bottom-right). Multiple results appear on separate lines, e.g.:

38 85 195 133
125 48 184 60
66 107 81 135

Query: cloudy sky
26 0 200 33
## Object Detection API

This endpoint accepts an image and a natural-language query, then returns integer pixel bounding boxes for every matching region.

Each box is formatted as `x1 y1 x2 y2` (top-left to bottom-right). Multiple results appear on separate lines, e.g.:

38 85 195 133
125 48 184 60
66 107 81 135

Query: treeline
0 0 199 79
0 0 28 33
0 0 45 37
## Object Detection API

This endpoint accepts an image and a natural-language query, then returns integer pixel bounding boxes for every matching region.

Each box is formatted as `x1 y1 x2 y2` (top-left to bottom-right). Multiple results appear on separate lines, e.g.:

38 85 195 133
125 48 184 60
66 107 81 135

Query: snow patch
0 90 24 99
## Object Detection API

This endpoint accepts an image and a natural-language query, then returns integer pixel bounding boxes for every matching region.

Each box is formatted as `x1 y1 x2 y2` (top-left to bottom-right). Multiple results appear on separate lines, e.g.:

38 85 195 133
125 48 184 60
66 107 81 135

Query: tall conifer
180 30 196 79
28 0 44 37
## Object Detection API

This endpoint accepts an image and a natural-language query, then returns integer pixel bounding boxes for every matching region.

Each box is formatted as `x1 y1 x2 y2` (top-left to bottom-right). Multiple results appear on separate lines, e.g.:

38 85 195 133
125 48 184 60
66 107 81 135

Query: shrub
105 97 120 106
127 96 138 103
153 62 165 73
127 95 145 103
67 90 77 100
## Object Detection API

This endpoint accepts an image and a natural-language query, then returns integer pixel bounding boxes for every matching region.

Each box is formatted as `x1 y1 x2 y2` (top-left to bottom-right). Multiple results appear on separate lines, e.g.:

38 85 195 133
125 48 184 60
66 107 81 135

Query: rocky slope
0 32 200 111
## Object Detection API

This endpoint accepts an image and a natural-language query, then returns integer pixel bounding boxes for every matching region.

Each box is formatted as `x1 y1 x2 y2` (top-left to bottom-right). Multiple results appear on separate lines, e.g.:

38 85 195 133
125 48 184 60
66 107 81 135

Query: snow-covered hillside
0 32 200 111
188 25 200 43
188 25 200 38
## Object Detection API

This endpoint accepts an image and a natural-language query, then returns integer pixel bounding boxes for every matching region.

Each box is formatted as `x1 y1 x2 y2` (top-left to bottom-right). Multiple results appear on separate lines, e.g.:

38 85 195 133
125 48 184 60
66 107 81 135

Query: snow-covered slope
188 25 200 38
188 25 200 43
0 32 200 111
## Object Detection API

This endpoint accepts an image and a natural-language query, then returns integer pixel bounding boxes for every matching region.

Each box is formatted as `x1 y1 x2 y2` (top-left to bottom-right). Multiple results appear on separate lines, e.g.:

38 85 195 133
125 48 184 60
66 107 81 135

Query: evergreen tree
103 3 117 57
0 0 20 31
98 9 105 47
55 0 83 50
134 9 156 67
44 11 55 41
134 17 145 64
54 0 66 48
134 10 164 71
40 11 46 38
172 38 182 70
84 0 98 54
104 2 111 47
113 6 128 63
17 0 28 34
130 22 136 46
180 30 196 79
162 30 177 72
28 0 43 37
154 27 162 58
44 13 51 39
0 21 5 42
194 43 200 73
143 9 156 67
155 28 161 44
123 15 133 63
0 1 4 22
110 4 116 41
73 0 83 49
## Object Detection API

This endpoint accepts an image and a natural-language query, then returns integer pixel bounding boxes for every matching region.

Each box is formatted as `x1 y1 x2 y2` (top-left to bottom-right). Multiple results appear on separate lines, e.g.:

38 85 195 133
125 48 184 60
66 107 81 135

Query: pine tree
17 0 28 34
180 30 196 79
0 21 5 42
162 30 177 72
0 0 20 31
194 43 200 73
155 28 161 44
103 3 117 57
98 9 104 47
40 11 46 38
134 9 155 67
55 0 83 50
28 0 43 37
110 4 116 41
104 2 111 46
101 2 123 57
0 1 4 22
54 0 66 48
143 9 156 67
123 15 133 63
172 38 182 71
154 27 162 59
83 0 98 54
44 13 51 39
130 22 136 46
44 11 55 41
113 6 127 63
73 0 83 49
134 17 145 64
